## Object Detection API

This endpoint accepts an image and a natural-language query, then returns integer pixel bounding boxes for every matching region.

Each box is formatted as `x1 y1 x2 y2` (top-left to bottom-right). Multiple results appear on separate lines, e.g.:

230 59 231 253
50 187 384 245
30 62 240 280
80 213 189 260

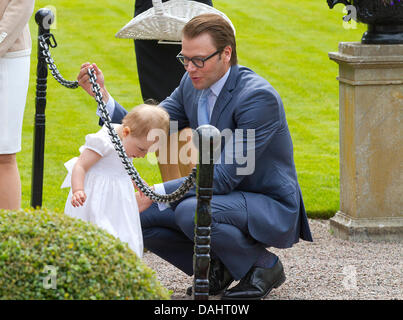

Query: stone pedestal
328 42 403 241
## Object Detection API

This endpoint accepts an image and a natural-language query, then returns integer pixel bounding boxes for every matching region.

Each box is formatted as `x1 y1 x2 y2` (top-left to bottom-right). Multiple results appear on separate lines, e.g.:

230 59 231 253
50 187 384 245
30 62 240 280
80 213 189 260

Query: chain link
39 34 79 89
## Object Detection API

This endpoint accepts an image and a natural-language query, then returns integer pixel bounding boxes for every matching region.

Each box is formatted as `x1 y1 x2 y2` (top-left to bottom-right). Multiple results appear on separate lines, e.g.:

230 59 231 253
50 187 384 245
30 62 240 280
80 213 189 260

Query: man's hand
77 62 109 103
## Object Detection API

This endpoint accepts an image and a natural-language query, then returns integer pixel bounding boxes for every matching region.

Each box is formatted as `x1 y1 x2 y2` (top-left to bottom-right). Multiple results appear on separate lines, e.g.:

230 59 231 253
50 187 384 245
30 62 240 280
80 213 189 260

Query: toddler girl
61 104 169 257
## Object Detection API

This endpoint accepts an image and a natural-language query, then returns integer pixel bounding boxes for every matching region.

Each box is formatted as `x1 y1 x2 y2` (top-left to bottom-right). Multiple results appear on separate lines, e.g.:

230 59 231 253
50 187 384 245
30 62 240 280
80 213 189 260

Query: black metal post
193 125 220 300
31 8 54 208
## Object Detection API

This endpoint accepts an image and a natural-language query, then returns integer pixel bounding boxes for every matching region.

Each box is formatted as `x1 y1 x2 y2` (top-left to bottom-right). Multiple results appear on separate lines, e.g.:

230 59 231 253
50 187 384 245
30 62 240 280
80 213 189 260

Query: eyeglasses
176 50 221 68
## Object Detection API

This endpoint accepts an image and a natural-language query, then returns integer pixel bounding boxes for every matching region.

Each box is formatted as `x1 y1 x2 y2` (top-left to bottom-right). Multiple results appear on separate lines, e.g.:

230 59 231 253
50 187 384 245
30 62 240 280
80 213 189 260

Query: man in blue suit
78 13 313 300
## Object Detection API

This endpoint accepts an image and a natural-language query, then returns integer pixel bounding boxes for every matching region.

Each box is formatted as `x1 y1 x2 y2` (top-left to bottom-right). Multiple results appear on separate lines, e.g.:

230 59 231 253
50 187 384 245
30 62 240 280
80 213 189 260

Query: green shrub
0 208 171 300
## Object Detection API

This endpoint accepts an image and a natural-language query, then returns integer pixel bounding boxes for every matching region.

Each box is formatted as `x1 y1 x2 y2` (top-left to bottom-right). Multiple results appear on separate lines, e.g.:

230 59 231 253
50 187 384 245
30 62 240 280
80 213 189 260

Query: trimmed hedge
0 208 171 300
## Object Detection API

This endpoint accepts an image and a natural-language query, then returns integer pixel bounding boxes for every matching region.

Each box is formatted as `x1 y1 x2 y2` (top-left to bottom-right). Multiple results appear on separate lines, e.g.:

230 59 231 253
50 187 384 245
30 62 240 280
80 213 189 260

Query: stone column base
328 43 403 242
330 211 403 242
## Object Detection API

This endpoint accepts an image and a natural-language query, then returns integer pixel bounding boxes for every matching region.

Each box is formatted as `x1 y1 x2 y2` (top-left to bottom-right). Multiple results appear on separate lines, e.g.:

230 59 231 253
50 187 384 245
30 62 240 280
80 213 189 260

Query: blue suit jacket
110 65 313 248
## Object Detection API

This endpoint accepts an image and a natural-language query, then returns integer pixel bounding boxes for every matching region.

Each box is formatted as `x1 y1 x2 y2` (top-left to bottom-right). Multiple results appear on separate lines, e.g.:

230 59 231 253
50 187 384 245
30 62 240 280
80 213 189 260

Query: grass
20 0 365 218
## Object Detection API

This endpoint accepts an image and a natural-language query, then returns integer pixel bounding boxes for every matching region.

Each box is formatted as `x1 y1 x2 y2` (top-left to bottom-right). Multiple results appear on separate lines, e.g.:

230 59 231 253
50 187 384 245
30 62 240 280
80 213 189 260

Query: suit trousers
134 40 183 103
140 191 266 280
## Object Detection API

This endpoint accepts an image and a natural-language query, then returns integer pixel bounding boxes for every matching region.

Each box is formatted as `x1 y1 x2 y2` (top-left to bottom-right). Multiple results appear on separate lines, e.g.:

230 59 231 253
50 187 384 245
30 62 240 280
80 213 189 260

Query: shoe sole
186 281 234 296
221 272 286 301
210 281 234 296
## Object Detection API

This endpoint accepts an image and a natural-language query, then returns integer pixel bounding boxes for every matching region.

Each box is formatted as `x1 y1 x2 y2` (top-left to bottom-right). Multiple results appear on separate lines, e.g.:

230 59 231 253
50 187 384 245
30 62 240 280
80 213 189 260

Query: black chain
39 34 79 89
39 32 196 202
87 68 197 203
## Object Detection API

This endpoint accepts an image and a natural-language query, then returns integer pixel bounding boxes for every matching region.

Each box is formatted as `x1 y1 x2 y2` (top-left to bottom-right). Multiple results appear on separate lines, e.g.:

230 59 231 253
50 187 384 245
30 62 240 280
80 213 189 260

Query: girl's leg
0 153 21 210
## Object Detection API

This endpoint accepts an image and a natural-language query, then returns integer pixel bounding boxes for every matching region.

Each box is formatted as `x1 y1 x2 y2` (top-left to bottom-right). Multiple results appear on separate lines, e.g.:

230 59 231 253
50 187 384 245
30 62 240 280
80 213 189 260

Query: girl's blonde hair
122 103 170 138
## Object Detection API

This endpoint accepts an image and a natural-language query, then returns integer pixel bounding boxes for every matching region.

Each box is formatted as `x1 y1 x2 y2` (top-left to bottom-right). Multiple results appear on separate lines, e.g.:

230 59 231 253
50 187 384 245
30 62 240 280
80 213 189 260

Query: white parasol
115 0 236 42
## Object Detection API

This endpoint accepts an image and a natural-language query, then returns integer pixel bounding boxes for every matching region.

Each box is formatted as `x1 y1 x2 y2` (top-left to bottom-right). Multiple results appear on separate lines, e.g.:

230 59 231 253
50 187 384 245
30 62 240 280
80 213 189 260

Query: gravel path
143 219 402 300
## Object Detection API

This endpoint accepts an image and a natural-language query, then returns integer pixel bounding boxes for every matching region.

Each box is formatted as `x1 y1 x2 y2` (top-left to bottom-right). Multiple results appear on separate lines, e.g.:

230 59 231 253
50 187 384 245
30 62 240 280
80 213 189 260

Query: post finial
35 8 55 31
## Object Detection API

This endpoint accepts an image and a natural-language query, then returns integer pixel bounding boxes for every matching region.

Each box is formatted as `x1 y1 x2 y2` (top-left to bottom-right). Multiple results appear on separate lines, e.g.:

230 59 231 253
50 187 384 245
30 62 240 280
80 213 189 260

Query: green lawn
20 0 365 217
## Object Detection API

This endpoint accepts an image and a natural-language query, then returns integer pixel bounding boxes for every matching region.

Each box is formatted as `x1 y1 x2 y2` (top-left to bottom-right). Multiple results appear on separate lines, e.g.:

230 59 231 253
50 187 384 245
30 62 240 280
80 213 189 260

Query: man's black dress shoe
221 258 286 300
186 259 234 296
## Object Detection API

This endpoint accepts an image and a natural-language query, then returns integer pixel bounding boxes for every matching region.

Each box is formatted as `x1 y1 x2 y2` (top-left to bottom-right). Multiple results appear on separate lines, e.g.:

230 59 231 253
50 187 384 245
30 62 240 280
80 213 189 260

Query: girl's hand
71 190 87 207
135 191 153 213
135 185 154 213
132 181 150 199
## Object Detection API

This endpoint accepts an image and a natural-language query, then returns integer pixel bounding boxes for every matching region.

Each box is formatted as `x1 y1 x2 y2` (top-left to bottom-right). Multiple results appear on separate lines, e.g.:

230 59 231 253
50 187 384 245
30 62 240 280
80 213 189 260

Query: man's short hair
182 13 237 66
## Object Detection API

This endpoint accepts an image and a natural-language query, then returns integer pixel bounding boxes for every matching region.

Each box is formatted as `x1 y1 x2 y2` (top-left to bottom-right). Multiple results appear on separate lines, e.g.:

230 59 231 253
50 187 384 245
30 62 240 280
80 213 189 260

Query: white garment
62 124 143 257
0 54 30 153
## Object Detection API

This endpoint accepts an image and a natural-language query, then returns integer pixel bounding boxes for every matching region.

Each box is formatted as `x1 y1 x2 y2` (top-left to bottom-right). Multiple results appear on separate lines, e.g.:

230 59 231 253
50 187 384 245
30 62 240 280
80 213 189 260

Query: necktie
198 88 211 126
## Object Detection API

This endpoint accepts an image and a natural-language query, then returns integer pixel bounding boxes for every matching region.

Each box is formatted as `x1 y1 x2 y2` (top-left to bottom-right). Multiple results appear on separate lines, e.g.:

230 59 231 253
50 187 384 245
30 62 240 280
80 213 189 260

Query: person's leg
134 40 184 103
174 192 267 280
140 202 194 275
0 154 21 210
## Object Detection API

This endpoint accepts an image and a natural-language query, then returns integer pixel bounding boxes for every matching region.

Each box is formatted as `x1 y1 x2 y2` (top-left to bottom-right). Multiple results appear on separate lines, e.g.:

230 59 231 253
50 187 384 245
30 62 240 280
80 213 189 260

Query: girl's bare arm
71 148 102 207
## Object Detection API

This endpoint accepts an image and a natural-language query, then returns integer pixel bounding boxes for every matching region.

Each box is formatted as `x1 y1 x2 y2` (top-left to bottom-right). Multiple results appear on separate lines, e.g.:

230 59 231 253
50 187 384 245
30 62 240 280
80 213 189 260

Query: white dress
61 124 143 258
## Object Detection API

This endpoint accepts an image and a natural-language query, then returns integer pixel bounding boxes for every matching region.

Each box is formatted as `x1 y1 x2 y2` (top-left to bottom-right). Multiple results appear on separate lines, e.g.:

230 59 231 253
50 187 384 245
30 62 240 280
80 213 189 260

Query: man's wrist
97 92 115 119
101 87 109 104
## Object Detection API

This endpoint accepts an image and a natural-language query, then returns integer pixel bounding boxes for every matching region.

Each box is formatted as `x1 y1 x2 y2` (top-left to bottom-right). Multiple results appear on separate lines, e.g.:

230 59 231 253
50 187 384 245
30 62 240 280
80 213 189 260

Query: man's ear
122 126 131 137
223 45 232 64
